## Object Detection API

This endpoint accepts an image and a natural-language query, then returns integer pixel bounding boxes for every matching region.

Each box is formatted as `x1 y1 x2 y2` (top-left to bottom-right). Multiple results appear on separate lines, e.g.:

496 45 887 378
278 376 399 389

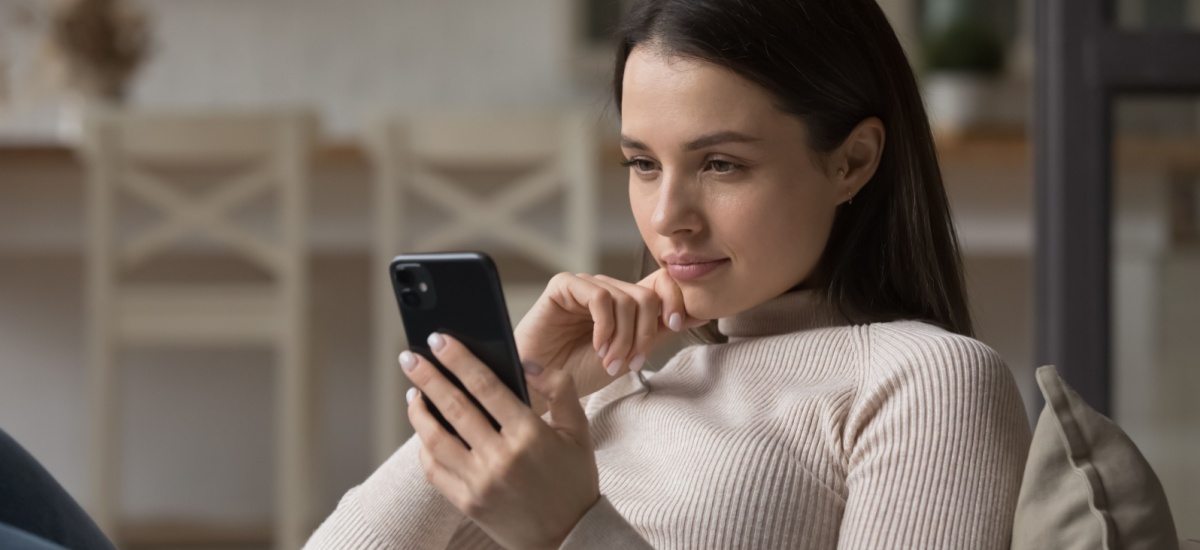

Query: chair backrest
367 110 599 277
79 109 316 285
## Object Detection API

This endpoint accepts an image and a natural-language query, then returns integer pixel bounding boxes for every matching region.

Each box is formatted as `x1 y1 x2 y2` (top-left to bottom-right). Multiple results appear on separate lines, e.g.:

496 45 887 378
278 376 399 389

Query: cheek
728 180 836 284
629 183 657 239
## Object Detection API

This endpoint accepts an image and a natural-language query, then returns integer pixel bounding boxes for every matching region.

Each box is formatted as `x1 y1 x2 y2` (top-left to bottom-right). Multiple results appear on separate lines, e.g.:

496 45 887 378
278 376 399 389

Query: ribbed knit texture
306 290 1031 549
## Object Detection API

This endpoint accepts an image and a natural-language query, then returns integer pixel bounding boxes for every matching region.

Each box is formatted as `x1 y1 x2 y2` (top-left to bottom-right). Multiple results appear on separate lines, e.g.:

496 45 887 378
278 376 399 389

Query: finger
551 273 615 356
594 274 660 371
407 386 474 473
400 350 501 450
426 333 528 425
417 442 475 514
577 274 635 375
524 367 590 447
640 269 708 331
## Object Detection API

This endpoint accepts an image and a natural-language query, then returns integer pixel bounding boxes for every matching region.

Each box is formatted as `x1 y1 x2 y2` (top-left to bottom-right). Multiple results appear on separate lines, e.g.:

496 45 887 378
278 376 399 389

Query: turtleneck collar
717 289 847 339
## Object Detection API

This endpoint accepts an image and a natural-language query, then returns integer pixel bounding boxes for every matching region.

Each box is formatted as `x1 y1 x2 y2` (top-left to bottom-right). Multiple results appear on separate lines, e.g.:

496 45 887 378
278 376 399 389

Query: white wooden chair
79 109 317 550
364 111 599 462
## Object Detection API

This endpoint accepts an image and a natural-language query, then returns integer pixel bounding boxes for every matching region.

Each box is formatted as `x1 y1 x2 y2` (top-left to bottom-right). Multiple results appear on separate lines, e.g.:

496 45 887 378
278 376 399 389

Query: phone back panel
389 252 529 433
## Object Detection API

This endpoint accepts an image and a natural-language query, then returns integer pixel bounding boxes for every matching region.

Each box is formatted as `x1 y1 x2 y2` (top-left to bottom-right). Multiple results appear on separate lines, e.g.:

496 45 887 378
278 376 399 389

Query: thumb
524 361 590 444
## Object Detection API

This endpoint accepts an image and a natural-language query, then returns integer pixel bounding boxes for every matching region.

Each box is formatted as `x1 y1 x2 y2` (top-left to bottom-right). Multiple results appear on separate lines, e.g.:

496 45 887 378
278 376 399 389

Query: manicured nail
399 350 417 372
406 387 417 404
597 342 609 358
668 313 682 332
606 359 623 376
522 360 544 376
629 354 646 373
427 332 445 351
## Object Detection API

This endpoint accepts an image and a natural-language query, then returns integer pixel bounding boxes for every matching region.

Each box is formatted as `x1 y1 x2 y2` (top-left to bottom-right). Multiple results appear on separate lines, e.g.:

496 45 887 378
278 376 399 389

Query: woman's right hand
514 269 707 410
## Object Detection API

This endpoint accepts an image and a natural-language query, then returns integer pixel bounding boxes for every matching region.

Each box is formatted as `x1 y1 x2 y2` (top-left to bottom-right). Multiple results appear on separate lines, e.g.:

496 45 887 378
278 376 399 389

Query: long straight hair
614 0 974 341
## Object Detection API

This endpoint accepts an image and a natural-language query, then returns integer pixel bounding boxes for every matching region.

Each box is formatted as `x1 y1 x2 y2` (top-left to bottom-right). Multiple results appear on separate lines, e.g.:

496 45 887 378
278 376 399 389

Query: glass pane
1115 0 1200 30
1112 94 1200 528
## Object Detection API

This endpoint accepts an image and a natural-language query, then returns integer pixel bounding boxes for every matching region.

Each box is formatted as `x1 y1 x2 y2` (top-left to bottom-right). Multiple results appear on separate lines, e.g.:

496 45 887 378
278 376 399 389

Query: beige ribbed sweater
306 291 1031 549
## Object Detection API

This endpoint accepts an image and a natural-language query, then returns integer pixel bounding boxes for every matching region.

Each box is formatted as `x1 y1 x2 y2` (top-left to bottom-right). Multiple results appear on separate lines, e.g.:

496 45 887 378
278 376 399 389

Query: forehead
620 47 802 146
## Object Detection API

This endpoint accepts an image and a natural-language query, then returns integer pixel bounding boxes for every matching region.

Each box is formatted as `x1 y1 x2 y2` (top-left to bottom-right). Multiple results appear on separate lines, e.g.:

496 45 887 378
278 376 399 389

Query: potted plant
47 0 150 102
921 16 1006 135
39 0 151 139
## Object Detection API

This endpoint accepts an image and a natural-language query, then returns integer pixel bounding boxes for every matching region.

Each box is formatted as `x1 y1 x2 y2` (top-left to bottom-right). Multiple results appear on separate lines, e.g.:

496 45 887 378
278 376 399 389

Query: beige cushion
1011 365 1178 549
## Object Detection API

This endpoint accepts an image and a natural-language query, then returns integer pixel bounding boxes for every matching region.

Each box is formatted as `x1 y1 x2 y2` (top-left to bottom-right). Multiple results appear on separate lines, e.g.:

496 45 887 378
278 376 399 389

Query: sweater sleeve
558 496 654 549
304 434 468 549
837 324 1031 549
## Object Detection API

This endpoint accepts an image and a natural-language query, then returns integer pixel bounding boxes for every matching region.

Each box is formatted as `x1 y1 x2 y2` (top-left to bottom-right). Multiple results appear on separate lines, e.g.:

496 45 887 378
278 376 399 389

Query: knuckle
469 374 503 401
548 382 571 403
439 394 471 423
455 494 473 515
612 292 635 312
460 492 487 517
537 372 569 402
592 290 613 310
485 449 518 479
511 421 540 449
421 461 437 482
504 418 538 444
425 431 450 454
638 291 661 310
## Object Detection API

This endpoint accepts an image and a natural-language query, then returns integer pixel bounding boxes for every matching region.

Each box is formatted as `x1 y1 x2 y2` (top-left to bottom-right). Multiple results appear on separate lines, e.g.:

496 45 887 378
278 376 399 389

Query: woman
307 0 1031 548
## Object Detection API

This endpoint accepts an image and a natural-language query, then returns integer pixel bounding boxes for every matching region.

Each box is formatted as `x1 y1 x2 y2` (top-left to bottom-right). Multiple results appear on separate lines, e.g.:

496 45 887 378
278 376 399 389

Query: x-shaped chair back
81 110 315 280
370 111 598 275
78 109 318 550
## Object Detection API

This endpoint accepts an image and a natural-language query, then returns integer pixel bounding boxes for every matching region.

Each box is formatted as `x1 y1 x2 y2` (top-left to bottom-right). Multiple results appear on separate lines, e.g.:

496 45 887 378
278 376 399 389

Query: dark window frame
1034 0 1200 415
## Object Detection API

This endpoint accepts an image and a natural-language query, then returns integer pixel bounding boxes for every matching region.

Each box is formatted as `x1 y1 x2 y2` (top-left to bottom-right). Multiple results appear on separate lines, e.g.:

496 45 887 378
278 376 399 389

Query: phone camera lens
396 269 416 285
400 288 421 307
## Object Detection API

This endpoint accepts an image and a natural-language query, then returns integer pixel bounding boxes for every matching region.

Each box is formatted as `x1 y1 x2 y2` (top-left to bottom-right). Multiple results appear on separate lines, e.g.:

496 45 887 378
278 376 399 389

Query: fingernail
427 332 445 351
629 354 645 372
668 313 682 332
406 387 417 404
522 360 544 376
606 359 623 376
597 342 609 358
399 350 417 372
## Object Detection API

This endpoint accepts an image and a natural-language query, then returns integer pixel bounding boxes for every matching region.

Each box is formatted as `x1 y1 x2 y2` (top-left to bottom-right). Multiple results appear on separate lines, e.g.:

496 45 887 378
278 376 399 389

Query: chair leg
88 335 119 542
277 333 314 550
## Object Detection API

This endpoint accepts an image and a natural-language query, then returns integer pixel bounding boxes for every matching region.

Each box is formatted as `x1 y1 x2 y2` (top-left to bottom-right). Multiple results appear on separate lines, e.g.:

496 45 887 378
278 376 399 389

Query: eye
620 158 659 174
706 159 740 174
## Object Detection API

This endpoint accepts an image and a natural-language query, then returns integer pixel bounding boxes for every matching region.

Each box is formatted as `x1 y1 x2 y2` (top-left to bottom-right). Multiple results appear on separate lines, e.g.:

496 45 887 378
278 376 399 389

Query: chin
679 286 743 321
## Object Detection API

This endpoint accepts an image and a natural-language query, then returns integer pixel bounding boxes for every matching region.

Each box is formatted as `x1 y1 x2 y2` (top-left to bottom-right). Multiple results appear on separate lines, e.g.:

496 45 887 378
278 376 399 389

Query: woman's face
621 47 845 320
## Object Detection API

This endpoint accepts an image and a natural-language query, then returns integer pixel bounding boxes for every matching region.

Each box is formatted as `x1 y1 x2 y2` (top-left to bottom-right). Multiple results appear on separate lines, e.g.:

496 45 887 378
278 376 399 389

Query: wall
1 0 593 140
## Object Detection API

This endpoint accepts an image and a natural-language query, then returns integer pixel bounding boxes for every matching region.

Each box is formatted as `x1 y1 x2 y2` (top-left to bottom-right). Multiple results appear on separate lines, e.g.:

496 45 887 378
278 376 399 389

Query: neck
717 289 847 339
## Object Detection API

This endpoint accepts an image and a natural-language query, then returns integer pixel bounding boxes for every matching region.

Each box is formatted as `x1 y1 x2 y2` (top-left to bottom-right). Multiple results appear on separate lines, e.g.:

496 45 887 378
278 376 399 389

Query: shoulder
865 320 1008 383
844 319 1031 456
851 320 1026 429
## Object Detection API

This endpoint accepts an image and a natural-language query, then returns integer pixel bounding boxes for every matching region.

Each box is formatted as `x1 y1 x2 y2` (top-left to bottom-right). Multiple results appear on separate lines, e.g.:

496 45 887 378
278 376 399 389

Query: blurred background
0 0 1196 548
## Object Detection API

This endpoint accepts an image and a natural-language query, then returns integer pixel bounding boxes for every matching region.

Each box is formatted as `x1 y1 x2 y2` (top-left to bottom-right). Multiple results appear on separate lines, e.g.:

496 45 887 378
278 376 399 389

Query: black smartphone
389 251 530 438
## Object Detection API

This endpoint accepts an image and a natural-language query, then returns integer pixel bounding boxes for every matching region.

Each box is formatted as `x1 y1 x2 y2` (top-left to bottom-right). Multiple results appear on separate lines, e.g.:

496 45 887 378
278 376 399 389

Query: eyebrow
620 131 762 152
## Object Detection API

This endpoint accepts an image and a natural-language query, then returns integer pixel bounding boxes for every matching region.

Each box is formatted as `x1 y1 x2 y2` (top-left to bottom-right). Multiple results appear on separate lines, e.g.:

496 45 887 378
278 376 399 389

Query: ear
830 117 885 205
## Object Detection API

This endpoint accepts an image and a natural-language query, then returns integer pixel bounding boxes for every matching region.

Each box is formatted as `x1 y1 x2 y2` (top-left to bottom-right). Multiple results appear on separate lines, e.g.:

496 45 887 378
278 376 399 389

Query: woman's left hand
400 332 599 550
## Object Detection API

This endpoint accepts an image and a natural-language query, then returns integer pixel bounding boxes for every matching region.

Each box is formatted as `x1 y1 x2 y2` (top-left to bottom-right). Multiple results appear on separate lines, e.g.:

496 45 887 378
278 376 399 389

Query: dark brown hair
615 0 974 340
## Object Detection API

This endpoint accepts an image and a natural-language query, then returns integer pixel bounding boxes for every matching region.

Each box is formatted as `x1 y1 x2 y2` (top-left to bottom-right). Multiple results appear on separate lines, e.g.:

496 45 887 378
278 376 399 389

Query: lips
662 252 730 282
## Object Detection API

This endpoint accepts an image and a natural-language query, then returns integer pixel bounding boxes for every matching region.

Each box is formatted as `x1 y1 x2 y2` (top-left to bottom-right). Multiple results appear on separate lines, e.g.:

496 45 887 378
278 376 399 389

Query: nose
650 171 702 237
